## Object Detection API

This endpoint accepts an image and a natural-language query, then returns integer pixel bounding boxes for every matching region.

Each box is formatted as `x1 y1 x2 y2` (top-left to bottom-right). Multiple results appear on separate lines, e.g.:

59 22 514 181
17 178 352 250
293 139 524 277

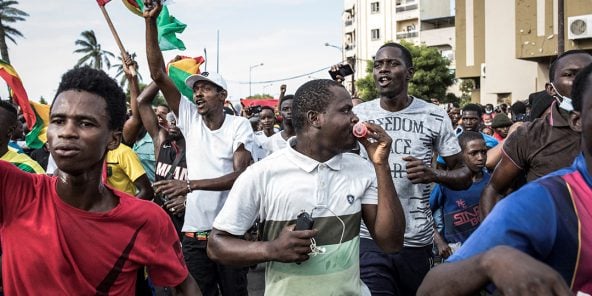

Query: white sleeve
212 165 261 235
177 98 196 136
232 117 255 154
436 110 461 157
360 162 378 205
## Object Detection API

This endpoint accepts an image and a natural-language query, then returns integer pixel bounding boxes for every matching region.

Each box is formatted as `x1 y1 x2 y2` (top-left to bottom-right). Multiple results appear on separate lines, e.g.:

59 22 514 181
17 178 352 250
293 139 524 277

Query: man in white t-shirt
264 94 295 154
207 79 406 296
145 3 254 295
351 43 472 295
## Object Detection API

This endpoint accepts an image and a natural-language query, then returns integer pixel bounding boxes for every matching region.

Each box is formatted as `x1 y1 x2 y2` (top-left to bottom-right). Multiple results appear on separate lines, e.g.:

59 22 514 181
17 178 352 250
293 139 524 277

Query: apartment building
456 0 592 105
341 0 456 96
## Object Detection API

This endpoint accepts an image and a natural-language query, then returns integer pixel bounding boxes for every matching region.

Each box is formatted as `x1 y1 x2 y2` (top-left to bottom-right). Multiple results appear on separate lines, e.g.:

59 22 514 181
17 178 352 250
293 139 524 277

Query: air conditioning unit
568 15 592 40
480 63 486 78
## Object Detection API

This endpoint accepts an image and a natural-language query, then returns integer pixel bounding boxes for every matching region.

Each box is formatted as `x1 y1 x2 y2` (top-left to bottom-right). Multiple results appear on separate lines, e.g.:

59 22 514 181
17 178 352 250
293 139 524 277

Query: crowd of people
0 0 590 295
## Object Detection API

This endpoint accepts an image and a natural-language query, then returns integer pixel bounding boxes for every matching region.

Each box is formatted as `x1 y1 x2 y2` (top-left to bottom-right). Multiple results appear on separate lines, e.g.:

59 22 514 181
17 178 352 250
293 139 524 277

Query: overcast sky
7 0 343 103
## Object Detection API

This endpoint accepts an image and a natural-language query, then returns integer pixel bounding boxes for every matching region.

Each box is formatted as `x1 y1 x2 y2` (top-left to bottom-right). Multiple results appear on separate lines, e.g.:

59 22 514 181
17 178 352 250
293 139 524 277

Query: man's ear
569 111 582 132
545 82 556 96
307 110 322 128
406 67 415 81
219 90 228 102
107 131 122 151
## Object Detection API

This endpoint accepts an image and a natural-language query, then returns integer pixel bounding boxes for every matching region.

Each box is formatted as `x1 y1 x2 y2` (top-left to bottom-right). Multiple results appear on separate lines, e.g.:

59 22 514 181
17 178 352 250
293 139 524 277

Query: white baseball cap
185 72 227 92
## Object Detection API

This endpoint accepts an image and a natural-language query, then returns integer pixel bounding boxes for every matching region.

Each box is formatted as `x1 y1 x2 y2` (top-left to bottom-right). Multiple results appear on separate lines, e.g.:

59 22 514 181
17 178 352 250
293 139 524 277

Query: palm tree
113 52 143 89
73 30 115 71
0 0 29 64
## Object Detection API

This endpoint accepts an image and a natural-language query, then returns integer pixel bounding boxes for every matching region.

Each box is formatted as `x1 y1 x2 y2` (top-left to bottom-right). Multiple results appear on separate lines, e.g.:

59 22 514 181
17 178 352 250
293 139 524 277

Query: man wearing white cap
144 2 254 295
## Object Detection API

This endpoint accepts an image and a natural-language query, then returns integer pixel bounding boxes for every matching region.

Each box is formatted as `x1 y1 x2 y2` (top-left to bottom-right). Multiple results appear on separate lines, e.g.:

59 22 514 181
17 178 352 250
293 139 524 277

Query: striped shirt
213 138 377 295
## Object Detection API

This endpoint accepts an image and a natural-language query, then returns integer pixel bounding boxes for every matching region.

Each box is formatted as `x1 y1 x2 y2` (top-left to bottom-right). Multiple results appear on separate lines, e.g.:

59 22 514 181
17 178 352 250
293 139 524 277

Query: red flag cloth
96 0 112 6
0 60 35 128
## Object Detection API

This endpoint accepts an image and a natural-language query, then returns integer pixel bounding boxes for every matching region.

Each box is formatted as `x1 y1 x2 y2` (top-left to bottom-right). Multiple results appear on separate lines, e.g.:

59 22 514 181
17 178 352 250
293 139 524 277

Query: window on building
371 2 380 13
371 29 380 40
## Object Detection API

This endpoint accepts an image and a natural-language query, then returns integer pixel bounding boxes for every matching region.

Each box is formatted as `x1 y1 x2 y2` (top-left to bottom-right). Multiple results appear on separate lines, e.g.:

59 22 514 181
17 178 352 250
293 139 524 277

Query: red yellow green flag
96 0 112 7
167 56 205 99
0 59 35 128
25 101 50 150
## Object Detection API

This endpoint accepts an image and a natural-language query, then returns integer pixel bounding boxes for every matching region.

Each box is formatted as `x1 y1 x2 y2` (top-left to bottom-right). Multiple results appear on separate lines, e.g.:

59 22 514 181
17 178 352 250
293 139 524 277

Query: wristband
186 180 192 194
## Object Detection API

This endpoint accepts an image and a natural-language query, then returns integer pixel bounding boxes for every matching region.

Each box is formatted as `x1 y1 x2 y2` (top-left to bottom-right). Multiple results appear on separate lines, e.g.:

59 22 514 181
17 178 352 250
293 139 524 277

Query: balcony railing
345 18 354 26
396 3 418 12
396 30 418 39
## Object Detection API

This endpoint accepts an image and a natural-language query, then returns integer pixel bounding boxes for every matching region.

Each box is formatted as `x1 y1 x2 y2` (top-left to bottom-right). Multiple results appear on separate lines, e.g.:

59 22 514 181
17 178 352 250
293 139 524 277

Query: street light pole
324 42 344 62
249 62 264 97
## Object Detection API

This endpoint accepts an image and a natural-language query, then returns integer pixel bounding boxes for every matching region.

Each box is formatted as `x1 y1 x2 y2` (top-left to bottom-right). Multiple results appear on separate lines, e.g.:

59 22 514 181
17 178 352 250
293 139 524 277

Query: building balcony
420 26 455 48
396 2 418 13
396 30 418 39
396 7 418 21
345 18 354 26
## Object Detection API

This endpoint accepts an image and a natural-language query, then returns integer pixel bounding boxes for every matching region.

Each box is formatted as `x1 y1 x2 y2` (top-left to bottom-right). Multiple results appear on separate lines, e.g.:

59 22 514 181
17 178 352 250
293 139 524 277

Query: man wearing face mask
479 50 592 219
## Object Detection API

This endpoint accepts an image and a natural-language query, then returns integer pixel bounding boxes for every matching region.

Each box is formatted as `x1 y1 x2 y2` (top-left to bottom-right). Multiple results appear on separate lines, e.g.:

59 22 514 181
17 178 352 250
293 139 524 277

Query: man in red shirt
0 66 200 295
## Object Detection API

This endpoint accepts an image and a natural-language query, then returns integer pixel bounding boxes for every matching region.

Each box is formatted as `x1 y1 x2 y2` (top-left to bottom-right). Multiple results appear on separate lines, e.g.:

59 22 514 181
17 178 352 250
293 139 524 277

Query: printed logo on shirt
346 194 354 205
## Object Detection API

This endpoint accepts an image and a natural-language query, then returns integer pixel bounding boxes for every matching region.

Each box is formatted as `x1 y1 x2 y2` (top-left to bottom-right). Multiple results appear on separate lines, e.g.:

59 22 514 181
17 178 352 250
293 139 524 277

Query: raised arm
122 53 143 146
144 0 182 116
360 123 405 253
136 82 165 157
417 246 571 296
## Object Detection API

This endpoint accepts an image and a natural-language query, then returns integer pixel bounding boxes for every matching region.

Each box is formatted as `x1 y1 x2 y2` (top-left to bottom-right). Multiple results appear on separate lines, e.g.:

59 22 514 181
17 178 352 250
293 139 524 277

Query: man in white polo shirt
145 2 254 295
207 79 406 296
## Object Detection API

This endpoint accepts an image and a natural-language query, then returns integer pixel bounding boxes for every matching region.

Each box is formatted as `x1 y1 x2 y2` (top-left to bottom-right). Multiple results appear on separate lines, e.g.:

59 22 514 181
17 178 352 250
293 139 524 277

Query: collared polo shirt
503 102 580 182
213 137 376 296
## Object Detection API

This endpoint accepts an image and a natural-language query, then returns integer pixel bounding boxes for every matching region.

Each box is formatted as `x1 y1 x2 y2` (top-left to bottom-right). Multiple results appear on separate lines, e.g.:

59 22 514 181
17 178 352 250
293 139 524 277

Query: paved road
247 264 265 295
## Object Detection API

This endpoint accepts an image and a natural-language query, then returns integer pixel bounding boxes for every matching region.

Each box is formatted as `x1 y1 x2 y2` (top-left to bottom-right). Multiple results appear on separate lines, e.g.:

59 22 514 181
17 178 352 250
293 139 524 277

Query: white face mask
550 82 574 112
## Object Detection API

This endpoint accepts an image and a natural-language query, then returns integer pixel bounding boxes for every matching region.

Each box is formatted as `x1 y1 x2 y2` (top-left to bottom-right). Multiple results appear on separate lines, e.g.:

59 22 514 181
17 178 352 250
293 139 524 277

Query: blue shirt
132 132 156 183
447 154 592 293
429 171 490 244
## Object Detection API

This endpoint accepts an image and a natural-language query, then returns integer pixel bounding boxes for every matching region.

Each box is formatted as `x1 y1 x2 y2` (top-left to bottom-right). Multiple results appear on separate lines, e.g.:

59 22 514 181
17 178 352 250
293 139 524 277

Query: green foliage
0 0 28 63
113 52 143 89
355 41 456 102
355 61 379 101
246 93 273 99
38 96 47 104
459 79 475 106
74 30 115 71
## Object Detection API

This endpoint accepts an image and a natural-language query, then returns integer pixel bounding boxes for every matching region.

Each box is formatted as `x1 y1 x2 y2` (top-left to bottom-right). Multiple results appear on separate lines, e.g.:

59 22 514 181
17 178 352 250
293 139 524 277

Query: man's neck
263 128 274 137
380 93 412 112
202 110 226 131
55 165 118 212
293 134 337 163
281 124 295 141
472 170 484 182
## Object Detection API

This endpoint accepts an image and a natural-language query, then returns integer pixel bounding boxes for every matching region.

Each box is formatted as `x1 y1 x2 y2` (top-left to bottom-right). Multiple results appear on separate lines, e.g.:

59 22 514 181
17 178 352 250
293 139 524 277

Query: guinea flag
167 56 205 100
25 101 50 150
122 0 186 51
96 0 112 6
0 60 36 128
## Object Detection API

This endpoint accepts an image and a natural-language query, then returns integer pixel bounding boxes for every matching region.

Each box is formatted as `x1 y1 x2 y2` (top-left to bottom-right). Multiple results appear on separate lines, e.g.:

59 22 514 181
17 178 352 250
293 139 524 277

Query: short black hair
0 100 17 125
53 67 126 131
378 43 413 68
511 101 527 115
293 79 344 131
462 103 483 118
549 50 592 82
260 106 275 113
458 130 484 151
571 63 592 112
280 94 294 108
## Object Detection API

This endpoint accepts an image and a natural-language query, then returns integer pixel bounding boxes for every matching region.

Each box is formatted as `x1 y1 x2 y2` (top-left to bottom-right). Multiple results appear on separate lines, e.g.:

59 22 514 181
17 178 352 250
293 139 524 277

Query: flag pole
98 5 137 76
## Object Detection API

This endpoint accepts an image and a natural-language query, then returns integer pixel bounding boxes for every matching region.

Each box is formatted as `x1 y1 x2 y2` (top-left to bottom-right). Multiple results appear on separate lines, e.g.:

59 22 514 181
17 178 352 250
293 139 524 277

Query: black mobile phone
329 64 354 80
294 211 315 231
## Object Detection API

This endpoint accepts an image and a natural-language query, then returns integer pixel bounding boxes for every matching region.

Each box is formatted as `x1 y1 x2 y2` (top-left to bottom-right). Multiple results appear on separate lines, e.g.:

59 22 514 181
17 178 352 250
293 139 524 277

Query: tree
125 82 165 106
0 0 28 64
355 41 456 102
38 96 47 105
113 52 143 89
73 30 114 71
355 61 379 101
